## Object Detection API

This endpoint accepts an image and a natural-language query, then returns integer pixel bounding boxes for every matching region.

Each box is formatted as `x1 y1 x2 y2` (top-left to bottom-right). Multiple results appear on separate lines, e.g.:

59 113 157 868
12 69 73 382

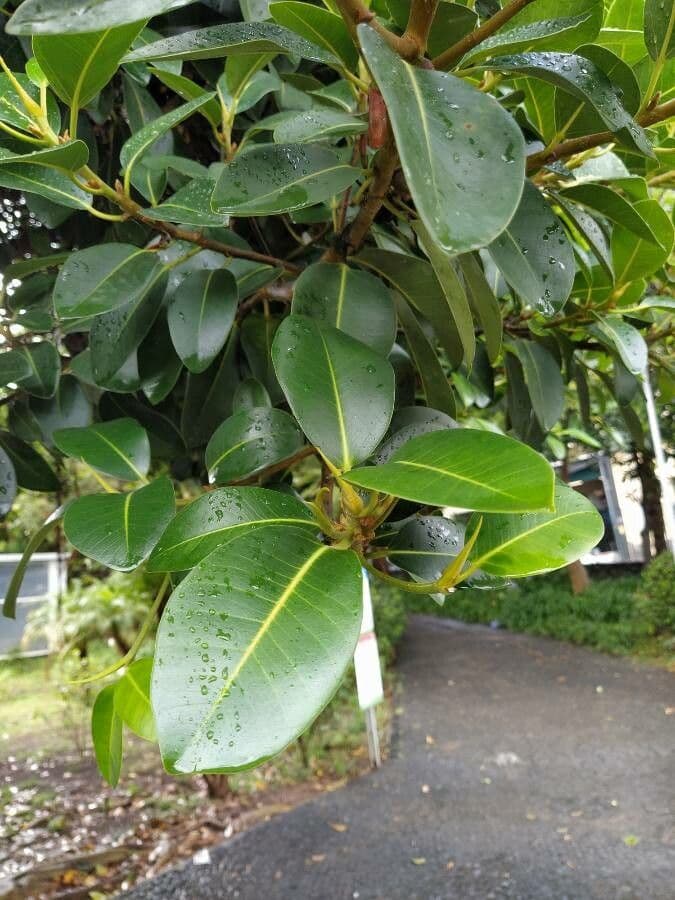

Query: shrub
636 553 675 636
370 578 408 665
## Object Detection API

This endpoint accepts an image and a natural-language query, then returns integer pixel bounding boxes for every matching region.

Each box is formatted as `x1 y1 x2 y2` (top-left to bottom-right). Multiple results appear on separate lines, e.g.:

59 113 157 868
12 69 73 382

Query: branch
526 98 675 173
333 0 420 61
432 0 538 70
404 0 440 57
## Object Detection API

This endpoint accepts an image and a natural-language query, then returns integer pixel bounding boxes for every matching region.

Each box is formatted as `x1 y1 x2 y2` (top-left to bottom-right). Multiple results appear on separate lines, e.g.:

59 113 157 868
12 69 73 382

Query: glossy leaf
147 486 314 572
152 525 362 773
92 684 123 788
145 178 225 227
467 482 604 577
291 262 396 356
115 658 156 741
123 22 340 66
611 198 674 285
54 244 162 319
0 446 17 517
645 0 675 61
151 69 221 127
511 339 564 432
344 429 555 513
359 24 526 253
0 163 90 210
488 181 575 315
30 376 91 445
64 476 175 571
8 0 195 34
139 317 183 406
18 343 60 398
233 378 271 412
120 95 216 179
0 142 89 171
53 418 150 481
557 196 613 279
33 23 143 108
457 254 502 363
272 315 395 471
0 431 59 492
485 52 653 157
387 515 463 581
0 349 32 387
212 144 360 216
168 269 238 373
374 406 457 465
394 295 456 418
559 184 659 244
240 315 282 404
0 73 60 134
590 317 648 375
269 2 357 67
205 407 304 484
273 109 367 143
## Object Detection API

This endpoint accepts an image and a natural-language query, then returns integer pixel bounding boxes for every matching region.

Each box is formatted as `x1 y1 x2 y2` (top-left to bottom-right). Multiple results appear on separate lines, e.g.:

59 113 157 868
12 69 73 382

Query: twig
332 0 420 60
404 0 440 57
526 98 675 173
433 0 537 69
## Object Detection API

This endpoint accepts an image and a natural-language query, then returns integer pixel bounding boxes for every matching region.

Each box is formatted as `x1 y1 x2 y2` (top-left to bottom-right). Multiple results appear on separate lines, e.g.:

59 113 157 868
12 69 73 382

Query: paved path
131 617 674 899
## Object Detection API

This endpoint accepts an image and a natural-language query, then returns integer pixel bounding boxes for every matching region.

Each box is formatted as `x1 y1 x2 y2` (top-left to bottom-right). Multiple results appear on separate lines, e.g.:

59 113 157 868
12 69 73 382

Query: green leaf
167 269 237 374
394 295 456 418
374 406 457 465
611 198 674 284
559 184 659 244
0 446 17 517
123 22 340 66
510 339 564 432
147 486 314 572
144 178 226 227
557 195 613 279
53 418 150 481
485 52 653 157
92 684 123 787
233 378 271 412
291 262 396 356
467 482 604 577
589 317 648 375
119 94 216 180
457 254 502 363
272 315 395 471
30 375 91 445
115 658 156 741
7 0 195 34
64 476 175 571
139 316 183 406
5 253 70 279
240 315 282 403
427 1 477 59
150 69 221 127
344 429 554 513
0 349 32 387
89 270 166 383
387 515 462 582
462 0 603 63
153 525 362 773
269 2 357 67
121 73 170 204
358 24 525 254
0 72 60 134
54 244 162 319
19 343 60 398
2 505 66 618
206 407 304 484
488 181 574 315
0 163 90 210
0 431 59 491
181 336 240 448
211 144 360 216
355 248 464 369
413 221 475 369
645 0 675 61
273 109 367 143
33 22 144 108
0 142 89 171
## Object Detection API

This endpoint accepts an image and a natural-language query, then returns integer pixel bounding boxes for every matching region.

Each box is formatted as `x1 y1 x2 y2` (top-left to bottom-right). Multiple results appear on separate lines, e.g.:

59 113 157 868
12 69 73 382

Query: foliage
635 551 675 635
0 0 672 781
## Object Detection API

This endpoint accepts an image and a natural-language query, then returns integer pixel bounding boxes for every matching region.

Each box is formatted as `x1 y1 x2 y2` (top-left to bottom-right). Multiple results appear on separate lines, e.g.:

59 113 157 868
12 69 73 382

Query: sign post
353 570 384 767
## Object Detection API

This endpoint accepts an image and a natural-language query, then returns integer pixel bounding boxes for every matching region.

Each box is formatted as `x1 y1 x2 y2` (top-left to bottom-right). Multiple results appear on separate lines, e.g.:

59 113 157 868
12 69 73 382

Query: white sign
353 570 384 710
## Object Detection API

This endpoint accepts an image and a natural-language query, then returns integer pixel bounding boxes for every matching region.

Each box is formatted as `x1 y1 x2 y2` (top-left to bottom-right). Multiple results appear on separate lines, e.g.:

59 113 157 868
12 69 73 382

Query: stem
0 120 46 145
526 98 675 172
69 574 171 684
433 0 537 70
404 0 440 57
333 0 419 60
363 559 447 594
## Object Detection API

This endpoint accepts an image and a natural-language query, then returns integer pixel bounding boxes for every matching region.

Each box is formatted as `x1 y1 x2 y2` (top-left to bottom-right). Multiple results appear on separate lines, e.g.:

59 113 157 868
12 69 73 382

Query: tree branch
404 0 440 57
432 0 537 70
526 98 675 173
333 0 420 60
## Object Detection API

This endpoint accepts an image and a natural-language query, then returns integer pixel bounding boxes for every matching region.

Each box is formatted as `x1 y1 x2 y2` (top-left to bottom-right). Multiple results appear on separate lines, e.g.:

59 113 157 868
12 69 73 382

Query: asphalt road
129 616 675 899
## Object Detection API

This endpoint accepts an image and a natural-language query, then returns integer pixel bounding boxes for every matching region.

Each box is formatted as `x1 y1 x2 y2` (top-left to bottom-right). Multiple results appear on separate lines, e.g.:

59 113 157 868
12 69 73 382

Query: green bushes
636 553 675 637
406 565 673 658
370 577 408 664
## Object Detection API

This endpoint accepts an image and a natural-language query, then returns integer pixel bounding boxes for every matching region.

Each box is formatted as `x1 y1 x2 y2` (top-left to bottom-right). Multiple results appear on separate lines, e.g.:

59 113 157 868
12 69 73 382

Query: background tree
0 0 672 783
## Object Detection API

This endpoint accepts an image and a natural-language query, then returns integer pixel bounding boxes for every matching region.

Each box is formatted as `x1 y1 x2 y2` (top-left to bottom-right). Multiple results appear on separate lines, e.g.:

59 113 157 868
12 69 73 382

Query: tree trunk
634 449 667 559
203 774 232 799
567 559 590 595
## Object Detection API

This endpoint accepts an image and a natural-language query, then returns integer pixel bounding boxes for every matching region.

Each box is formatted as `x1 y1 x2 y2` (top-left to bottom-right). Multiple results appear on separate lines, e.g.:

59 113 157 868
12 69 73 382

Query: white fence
0 553 67 659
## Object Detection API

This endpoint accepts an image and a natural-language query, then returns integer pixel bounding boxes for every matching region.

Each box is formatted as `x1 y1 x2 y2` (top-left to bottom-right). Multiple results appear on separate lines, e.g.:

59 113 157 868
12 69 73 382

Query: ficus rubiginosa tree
0 0 672 782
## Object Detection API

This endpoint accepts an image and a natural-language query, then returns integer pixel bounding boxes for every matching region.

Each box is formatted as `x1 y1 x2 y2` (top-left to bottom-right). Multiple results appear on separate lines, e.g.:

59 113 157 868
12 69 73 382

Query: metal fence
0 553 67 659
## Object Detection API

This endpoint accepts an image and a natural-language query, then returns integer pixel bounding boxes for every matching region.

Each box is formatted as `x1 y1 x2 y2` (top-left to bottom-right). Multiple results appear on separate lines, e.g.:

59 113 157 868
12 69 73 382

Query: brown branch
527 98 675 173
235 281 293 321
432 0 538 70
333 0 420 61
404 0 440 57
